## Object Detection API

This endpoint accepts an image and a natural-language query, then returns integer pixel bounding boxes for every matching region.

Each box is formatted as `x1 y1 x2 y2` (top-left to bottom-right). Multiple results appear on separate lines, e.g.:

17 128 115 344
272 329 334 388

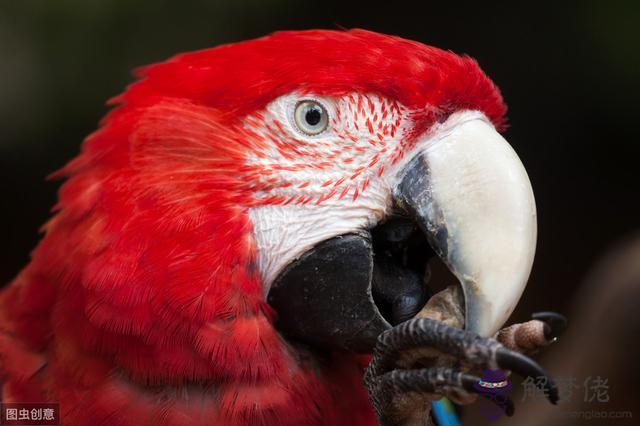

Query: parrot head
50 29 535 361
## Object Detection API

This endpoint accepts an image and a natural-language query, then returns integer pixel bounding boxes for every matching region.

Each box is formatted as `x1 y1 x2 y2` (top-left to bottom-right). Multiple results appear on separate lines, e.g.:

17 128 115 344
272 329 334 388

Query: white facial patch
243 92 416 291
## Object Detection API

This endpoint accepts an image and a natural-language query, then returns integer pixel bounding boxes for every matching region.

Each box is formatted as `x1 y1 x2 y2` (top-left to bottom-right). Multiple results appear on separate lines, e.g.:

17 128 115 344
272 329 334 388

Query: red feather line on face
244 93 411 207
0 29 505 425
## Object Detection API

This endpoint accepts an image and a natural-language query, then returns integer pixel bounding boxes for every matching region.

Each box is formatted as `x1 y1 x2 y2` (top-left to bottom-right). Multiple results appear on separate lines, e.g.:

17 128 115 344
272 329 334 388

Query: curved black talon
496 347 559 404
532 311 567 341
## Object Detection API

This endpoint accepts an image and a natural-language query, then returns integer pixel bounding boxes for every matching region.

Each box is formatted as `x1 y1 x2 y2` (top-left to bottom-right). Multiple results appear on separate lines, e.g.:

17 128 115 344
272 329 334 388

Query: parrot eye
293 100 329 135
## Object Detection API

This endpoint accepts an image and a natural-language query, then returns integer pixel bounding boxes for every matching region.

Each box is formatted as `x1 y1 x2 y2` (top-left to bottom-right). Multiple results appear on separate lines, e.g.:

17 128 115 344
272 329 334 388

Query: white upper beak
395 111 537 337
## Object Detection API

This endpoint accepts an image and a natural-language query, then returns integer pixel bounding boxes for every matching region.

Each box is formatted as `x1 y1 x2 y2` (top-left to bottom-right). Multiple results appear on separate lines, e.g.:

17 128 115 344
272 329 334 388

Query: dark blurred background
1 1 639 414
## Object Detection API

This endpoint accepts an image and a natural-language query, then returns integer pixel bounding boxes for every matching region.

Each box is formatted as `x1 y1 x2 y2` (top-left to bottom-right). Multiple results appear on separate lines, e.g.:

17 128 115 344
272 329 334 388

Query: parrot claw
496 311 567 354
531 311 567 341
364 366 514 426
365 318 557 425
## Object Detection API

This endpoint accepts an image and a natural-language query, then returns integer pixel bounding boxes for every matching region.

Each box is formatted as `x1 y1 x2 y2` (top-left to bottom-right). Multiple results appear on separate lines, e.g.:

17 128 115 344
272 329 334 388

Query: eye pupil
305 106 322 126
294 100 329 135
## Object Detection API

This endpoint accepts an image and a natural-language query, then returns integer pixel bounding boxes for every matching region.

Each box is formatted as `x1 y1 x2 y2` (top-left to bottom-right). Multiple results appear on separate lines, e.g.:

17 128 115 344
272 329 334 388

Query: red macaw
0 30 562 425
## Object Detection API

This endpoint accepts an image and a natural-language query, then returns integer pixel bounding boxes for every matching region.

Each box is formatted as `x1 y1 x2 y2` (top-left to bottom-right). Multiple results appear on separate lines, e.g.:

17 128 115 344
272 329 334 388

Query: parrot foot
364 366 514 426
365 366 512 426
496 311 567 354
364 317 558 425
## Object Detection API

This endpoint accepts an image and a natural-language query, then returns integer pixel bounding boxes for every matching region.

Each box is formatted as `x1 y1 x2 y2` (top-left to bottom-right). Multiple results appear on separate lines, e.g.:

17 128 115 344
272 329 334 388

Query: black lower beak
267 232 390 352
267 217 434 353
